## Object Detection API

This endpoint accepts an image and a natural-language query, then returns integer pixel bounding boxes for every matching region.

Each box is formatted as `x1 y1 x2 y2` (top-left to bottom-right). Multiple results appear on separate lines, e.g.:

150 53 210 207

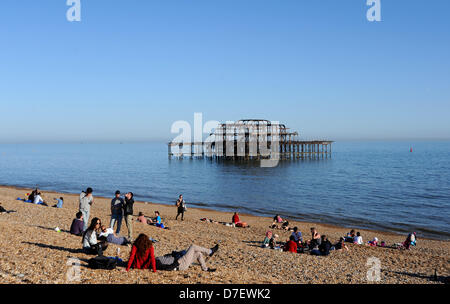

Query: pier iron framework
168 119 333 160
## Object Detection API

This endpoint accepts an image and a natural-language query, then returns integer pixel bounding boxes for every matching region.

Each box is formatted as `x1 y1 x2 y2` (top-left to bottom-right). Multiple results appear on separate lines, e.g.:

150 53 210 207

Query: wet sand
0 185 448 284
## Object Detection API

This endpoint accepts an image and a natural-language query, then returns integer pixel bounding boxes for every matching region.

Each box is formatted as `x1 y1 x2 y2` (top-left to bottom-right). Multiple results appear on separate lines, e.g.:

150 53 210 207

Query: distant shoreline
2 183 447 242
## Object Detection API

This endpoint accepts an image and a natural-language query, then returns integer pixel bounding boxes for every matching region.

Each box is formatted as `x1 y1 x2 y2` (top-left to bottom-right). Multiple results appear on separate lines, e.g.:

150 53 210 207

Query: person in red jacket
284 235 298 253
232 212 240 224
232 212 249 228
126 233 156 272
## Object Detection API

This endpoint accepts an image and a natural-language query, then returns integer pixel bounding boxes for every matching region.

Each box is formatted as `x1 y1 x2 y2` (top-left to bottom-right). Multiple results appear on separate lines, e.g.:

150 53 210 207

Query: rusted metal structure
168 119 333 160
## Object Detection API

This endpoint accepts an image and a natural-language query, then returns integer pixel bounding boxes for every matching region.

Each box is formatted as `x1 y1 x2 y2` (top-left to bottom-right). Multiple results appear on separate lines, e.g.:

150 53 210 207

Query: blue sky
0 0 449 143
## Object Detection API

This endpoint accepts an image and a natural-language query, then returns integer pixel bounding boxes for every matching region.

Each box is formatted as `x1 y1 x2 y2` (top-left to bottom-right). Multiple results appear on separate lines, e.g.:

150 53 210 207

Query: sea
0 141 449 240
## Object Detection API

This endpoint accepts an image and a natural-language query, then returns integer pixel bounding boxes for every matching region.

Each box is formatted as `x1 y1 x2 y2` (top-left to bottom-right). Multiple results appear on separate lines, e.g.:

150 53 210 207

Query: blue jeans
110 214 123 234
106 234 128 245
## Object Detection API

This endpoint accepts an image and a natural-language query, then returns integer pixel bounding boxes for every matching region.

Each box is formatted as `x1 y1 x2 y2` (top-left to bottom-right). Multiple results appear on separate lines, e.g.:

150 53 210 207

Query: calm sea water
0 141 449 240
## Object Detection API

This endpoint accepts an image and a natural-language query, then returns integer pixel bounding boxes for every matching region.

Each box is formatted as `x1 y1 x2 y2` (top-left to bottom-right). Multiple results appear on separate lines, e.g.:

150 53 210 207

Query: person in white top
33 193 48 206
353 232 363 245
82 217 108 255
99 225 130 246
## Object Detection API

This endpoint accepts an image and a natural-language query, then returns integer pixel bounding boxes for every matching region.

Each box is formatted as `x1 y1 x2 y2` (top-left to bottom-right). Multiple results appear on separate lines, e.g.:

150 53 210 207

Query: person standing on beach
175 194 186 221
110 190 124 234
123 192 134 241
79 187 94 231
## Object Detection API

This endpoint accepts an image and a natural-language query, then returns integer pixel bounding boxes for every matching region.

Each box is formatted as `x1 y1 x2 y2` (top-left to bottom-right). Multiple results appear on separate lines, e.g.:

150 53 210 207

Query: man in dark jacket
318 235 332 256
110 190 124 234
124 192 135 241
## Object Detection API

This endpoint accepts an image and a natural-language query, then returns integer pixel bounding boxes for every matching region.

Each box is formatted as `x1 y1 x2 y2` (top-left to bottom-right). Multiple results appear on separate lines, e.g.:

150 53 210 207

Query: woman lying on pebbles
99 225 132 246
125 233 219 272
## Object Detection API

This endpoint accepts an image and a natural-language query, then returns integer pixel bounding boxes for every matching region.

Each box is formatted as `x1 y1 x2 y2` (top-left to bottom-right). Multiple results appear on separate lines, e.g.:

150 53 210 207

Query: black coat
124 197 134 216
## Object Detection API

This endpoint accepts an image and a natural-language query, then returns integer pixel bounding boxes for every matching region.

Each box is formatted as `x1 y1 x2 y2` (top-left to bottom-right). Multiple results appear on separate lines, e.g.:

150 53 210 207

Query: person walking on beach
175 194 186 221
123 192 134 241
79 187 94 231
110 190 124 234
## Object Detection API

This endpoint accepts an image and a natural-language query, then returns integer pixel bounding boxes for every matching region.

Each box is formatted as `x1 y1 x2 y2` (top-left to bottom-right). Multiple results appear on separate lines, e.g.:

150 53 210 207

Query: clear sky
1 0 449 143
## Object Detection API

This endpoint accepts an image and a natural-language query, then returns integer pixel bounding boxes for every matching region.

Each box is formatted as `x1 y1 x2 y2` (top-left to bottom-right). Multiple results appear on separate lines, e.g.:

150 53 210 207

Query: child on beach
367 237 378 247
344 230 356 243
52 197 64 208
262 231 274 248
149 211 170 229
402 232 417 250
332 237 349 251
70 212 84 236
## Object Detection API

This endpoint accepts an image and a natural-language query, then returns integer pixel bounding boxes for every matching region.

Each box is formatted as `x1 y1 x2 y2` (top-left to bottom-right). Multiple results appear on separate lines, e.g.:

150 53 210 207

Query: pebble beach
0 185 448 284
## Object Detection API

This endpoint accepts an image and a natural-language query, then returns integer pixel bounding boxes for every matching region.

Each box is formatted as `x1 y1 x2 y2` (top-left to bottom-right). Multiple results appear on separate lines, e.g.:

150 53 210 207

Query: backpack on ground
88 256 117 270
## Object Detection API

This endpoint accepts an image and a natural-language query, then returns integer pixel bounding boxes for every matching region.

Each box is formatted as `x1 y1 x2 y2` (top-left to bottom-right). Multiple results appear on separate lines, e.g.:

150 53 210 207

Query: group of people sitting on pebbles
65 188 219 272
263 217 418 255
17 188 64 208
75 216 218 272
16 186 418 272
